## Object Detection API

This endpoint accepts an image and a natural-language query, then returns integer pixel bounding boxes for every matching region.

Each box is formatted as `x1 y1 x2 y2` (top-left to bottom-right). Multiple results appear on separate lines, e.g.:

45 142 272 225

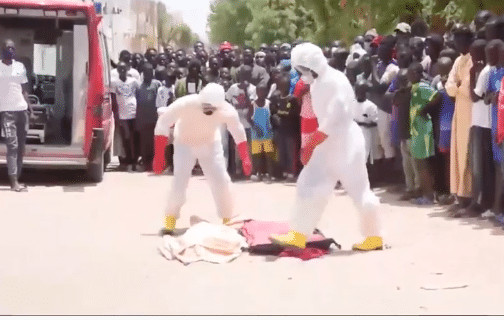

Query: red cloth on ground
240 220 325 245
279 248 328 260
239 220 329 261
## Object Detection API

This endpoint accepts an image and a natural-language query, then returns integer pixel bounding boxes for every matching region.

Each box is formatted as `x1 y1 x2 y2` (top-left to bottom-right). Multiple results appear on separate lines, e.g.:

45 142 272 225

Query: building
93 0 160 60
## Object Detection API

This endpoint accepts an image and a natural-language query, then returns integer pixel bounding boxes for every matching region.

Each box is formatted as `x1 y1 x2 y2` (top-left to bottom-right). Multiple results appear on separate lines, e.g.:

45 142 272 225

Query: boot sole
269 237 306 250
352 246 383 251
159 228 176 236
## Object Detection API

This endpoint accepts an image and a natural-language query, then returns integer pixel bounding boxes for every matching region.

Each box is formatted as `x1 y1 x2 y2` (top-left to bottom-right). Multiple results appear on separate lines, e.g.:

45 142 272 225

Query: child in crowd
485 41 504 220
226 65 257 178
407 62 441 205
220 67 232 82
270 72 301 182
461 39 495 217
135 63 162 172
354 80 379 166
433 57 456 205
393 69 421 201
156 68 176 173
175 59 203 98
248 86 275 183
345 59 361 87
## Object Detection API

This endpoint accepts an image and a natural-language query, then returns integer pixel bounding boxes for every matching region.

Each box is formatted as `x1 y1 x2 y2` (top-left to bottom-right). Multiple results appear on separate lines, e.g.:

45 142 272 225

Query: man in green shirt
408 62 442 205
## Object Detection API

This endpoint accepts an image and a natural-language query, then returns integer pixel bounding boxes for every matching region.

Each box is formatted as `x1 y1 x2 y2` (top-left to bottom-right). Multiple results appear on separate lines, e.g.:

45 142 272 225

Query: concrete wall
93 0 160 61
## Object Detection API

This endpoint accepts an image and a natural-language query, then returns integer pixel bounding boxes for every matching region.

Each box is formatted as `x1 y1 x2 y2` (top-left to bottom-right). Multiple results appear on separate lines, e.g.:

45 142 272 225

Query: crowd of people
110 9 504 223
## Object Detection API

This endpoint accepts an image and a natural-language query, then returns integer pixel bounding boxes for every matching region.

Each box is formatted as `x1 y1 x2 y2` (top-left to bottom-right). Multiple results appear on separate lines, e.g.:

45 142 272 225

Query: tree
206 0 504 49
157 2 173 46
208 0 253 46
245 0 316 47
165 23 196 49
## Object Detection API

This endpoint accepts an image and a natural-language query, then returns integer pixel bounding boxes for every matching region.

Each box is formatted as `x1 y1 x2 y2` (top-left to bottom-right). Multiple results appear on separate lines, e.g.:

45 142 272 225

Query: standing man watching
239 46 270 89
0 39 34 192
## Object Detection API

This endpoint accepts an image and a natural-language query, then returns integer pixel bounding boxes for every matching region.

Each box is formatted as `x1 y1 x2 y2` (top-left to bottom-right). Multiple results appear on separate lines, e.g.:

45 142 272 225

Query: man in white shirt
225 65 257 178
111 62 140 171
110 50 141 82
370 38 399 168
464 39 498 217
0 39 34 192
111 50 141 168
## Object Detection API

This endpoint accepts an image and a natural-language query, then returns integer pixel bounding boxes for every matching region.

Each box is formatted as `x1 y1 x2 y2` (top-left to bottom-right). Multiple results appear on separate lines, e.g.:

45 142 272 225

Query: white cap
200 83 225 107
394 22 411 34
365 28 378 37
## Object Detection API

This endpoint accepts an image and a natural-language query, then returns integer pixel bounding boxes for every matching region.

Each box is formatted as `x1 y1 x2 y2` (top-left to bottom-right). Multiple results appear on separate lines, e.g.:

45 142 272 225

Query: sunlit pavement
0 160 503 315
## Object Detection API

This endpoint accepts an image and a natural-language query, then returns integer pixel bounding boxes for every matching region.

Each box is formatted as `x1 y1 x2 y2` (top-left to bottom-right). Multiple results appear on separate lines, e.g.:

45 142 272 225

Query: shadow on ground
0 167 101 192
375 183 504 237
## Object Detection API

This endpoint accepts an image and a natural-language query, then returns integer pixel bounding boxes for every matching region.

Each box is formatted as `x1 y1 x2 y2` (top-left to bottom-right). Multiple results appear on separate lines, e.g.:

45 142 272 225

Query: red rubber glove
237 141 252 176
153 135 169 174
301 130 328 166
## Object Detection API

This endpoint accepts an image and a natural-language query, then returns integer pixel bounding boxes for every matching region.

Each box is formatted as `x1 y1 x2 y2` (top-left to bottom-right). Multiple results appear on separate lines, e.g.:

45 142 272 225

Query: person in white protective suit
269 43 383 251
152 83 252 232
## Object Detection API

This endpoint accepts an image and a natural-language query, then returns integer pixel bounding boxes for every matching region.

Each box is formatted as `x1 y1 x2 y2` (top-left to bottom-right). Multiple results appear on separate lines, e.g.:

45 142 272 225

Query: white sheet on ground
158 220 248 265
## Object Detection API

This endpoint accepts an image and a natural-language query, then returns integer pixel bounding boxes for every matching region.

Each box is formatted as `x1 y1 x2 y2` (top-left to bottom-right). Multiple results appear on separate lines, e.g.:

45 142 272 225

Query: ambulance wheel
87 128 105 183
87 152 104 183
104 148 111 168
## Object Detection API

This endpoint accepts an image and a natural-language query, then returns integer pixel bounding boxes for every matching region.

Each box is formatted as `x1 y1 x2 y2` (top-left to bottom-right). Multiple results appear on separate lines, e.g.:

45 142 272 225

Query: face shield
296 65 315 85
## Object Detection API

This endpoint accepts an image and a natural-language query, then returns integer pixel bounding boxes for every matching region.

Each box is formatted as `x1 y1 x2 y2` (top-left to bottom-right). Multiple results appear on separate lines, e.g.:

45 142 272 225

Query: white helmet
291 42 328 75
199 83 225 107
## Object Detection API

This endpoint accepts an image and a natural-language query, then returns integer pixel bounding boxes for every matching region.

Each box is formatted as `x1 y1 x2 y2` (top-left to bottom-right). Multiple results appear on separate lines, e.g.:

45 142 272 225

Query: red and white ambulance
0 0 113 182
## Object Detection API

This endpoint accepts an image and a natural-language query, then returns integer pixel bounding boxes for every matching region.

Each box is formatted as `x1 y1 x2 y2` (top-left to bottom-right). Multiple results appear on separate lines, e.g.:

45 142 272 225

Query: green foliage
244 0 315 47
207 0 504 48
208 0 253 46
157 2 173 45
156 2 200 49
170 24 195 49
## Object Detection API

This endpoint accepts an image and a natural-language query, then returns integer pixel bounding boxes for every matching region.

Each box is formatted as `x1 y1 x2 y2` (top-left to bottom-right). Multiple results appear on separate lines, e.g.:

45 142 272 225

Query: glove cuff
154 135 169 152
306 130 328 150
237 141 250 163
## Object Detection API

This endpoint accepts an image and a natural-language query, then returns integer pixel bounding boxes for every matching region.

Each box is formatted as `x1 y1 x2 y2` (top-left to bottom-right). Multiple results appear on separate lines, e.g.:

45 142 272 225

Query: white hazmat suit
153 83 251 229
270 43 382 250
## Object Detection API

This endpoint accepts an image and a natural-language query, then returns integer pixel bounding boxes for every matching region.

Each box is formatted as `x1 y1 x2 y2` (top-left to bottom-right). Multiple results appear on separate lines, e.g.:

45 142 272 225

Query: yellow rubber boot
223 218 231 225
269 230 307 249
352 236 383 251
164 215 177 232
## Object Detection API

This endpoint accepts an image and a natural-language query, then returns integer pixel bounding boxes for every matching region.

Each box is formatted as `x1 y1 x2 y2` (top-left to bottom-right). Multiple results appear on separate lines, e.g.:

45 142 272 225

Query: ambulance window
99 31 110 86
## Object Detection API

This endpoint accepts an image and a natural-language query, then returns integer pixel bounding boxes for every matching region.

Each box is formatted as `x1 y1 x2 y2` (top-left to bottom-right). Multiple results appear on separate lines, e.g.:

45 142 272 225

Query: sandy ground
0 162 503 315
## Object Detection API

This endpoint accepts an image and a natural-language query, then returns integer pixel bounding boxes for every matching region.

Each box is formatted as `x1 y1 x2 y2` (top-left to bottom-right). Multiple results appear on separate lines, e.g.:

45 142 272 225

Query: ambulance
0 0 113 182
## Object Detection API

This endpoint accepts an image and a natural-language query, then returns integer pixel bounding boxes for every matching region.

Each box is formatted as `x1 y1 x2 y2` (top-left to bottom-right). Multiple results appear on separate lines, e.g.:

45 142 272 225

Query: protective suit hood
291 43 328 76
199 83 226 107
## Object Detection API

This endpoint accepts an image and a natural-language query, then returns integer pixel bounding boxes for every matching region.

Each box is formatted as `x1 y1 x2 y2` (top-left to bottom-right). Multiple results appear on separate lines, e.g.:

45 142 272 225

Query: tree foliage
166 24 199 49
157 3 200 50
208 0 253 46
207 0 504 47
157 2 173 45
244 0 316 47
